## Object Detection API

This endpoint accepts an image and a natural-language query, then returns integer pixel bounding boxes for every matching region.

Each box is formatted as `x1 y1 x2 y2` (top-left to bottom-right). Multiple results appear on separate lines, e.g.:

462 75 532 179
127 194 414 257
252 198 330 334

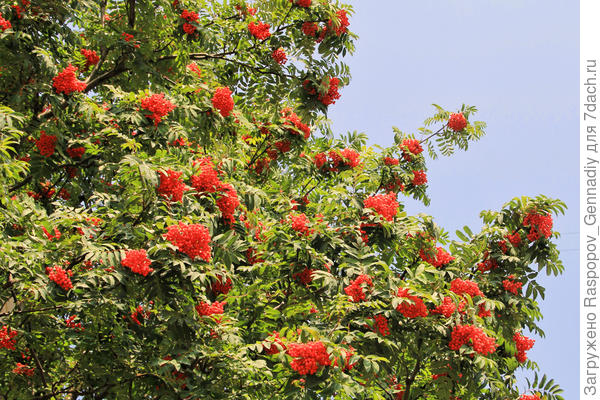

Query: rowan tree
0 1 565 399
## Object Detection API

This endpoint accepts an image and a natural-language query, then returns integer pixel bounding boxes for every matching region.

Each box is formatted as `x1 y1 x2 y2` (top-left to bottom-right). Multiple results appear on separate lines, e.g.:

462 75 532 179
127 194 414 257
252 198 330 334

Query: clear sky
329 1 579 398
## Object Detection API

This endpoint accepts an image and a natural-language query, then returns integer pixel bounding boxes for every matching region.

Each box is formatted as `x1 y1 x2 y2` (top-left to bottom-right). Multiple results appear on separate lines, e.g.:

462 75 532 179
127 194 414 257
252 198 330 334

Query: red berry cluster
520 395 540 400
506 231 521 246
290 213 311 236
121 249 153 276
42 226 61 241
290 0 311 6
332 346 356 371
165 222 212 261
157 169 187 202
412 170 427 186
65 315 84 331
212 87 234 117
216 183 240 225
248 21 271 40
431 296 456 318
514 332 535 362
419 246 455 268
383 157 399 165
314 148 360 171
187 62 202 78
47 265 73 291
502 275 523 295
130 305 151 325
396 288 428 318
371 314 390 336
264 331 286 354
478 304 491 318
293 266 314 286
0 326 17 350
0 13 11 31
211 275 232 295
477 258 498 273
400 138 423 160
141 93 176 126
449 325 497 356
36 132 58 157
281 108 310 139
53 64 86 95
191 157 221 193
448 112 467 132
450 278 484 298
195 300 225 316
318 77 341 106
287 341 331 375
272 47 287 65
327 9 350 36
12 363 34 376
67 146 86 159
80 48 99 69
301 22 318 37
181 9 199 35
344 274 373 302
363 192 399 222
523 211 553 241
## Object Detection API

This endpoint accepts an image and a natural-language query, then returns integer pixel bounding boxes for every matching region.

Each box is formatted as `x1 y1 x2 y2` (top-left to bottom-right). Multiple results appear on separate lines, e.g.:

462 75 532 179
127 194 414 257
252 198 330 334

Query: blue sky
329 1 579 398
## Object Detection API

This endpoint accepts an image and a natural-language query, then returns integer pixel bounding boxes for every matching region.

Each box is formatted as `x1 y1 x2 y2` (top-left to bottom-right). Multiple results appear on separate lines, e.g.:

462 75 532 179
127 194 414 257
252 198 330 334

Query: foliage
0 1 564 399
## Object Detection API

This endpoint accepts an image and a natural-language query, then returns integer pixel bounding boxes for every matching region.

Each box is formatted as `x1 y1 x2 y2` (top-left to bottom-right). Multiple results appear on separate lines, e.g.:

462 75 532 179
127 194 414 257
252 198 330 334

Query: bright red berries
318 77 342 106
502 275 523 295
264 331 286 354
293 266 314 286
42 226 61 241
181 9 199 35
412 170 427 186
212 87 234 117
187 62 202 78
344 274 373 302
449 325 497 356
514 332 535 362
48 265 73 291
291 0 311 6
0 326 17 350
157 169 187 202
431 296 456 318
314 148 360 172
80 49 99 68
419 246 455 268
216 183 240 225
141 93 176 126
211 276 232 295
400 138 423 159
287 341 331 375
301 22 318 37
191 157 221 193
450 278 484 298
165 222 212 262
520 395 541 400
53 64 86 95
195 300 225 316
396 288 428 318
328 9 350 36
523 211 553 241
364 192 399 222
290 213 311 236
248 21 271 40
507 231 521 246
65 315 84 331
281 108 311 139
12 363 34 376
371 315 390 336
448 112 467 132
272 47 287 65
121 249 153 276
0 13 11 31
36 132 57 157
